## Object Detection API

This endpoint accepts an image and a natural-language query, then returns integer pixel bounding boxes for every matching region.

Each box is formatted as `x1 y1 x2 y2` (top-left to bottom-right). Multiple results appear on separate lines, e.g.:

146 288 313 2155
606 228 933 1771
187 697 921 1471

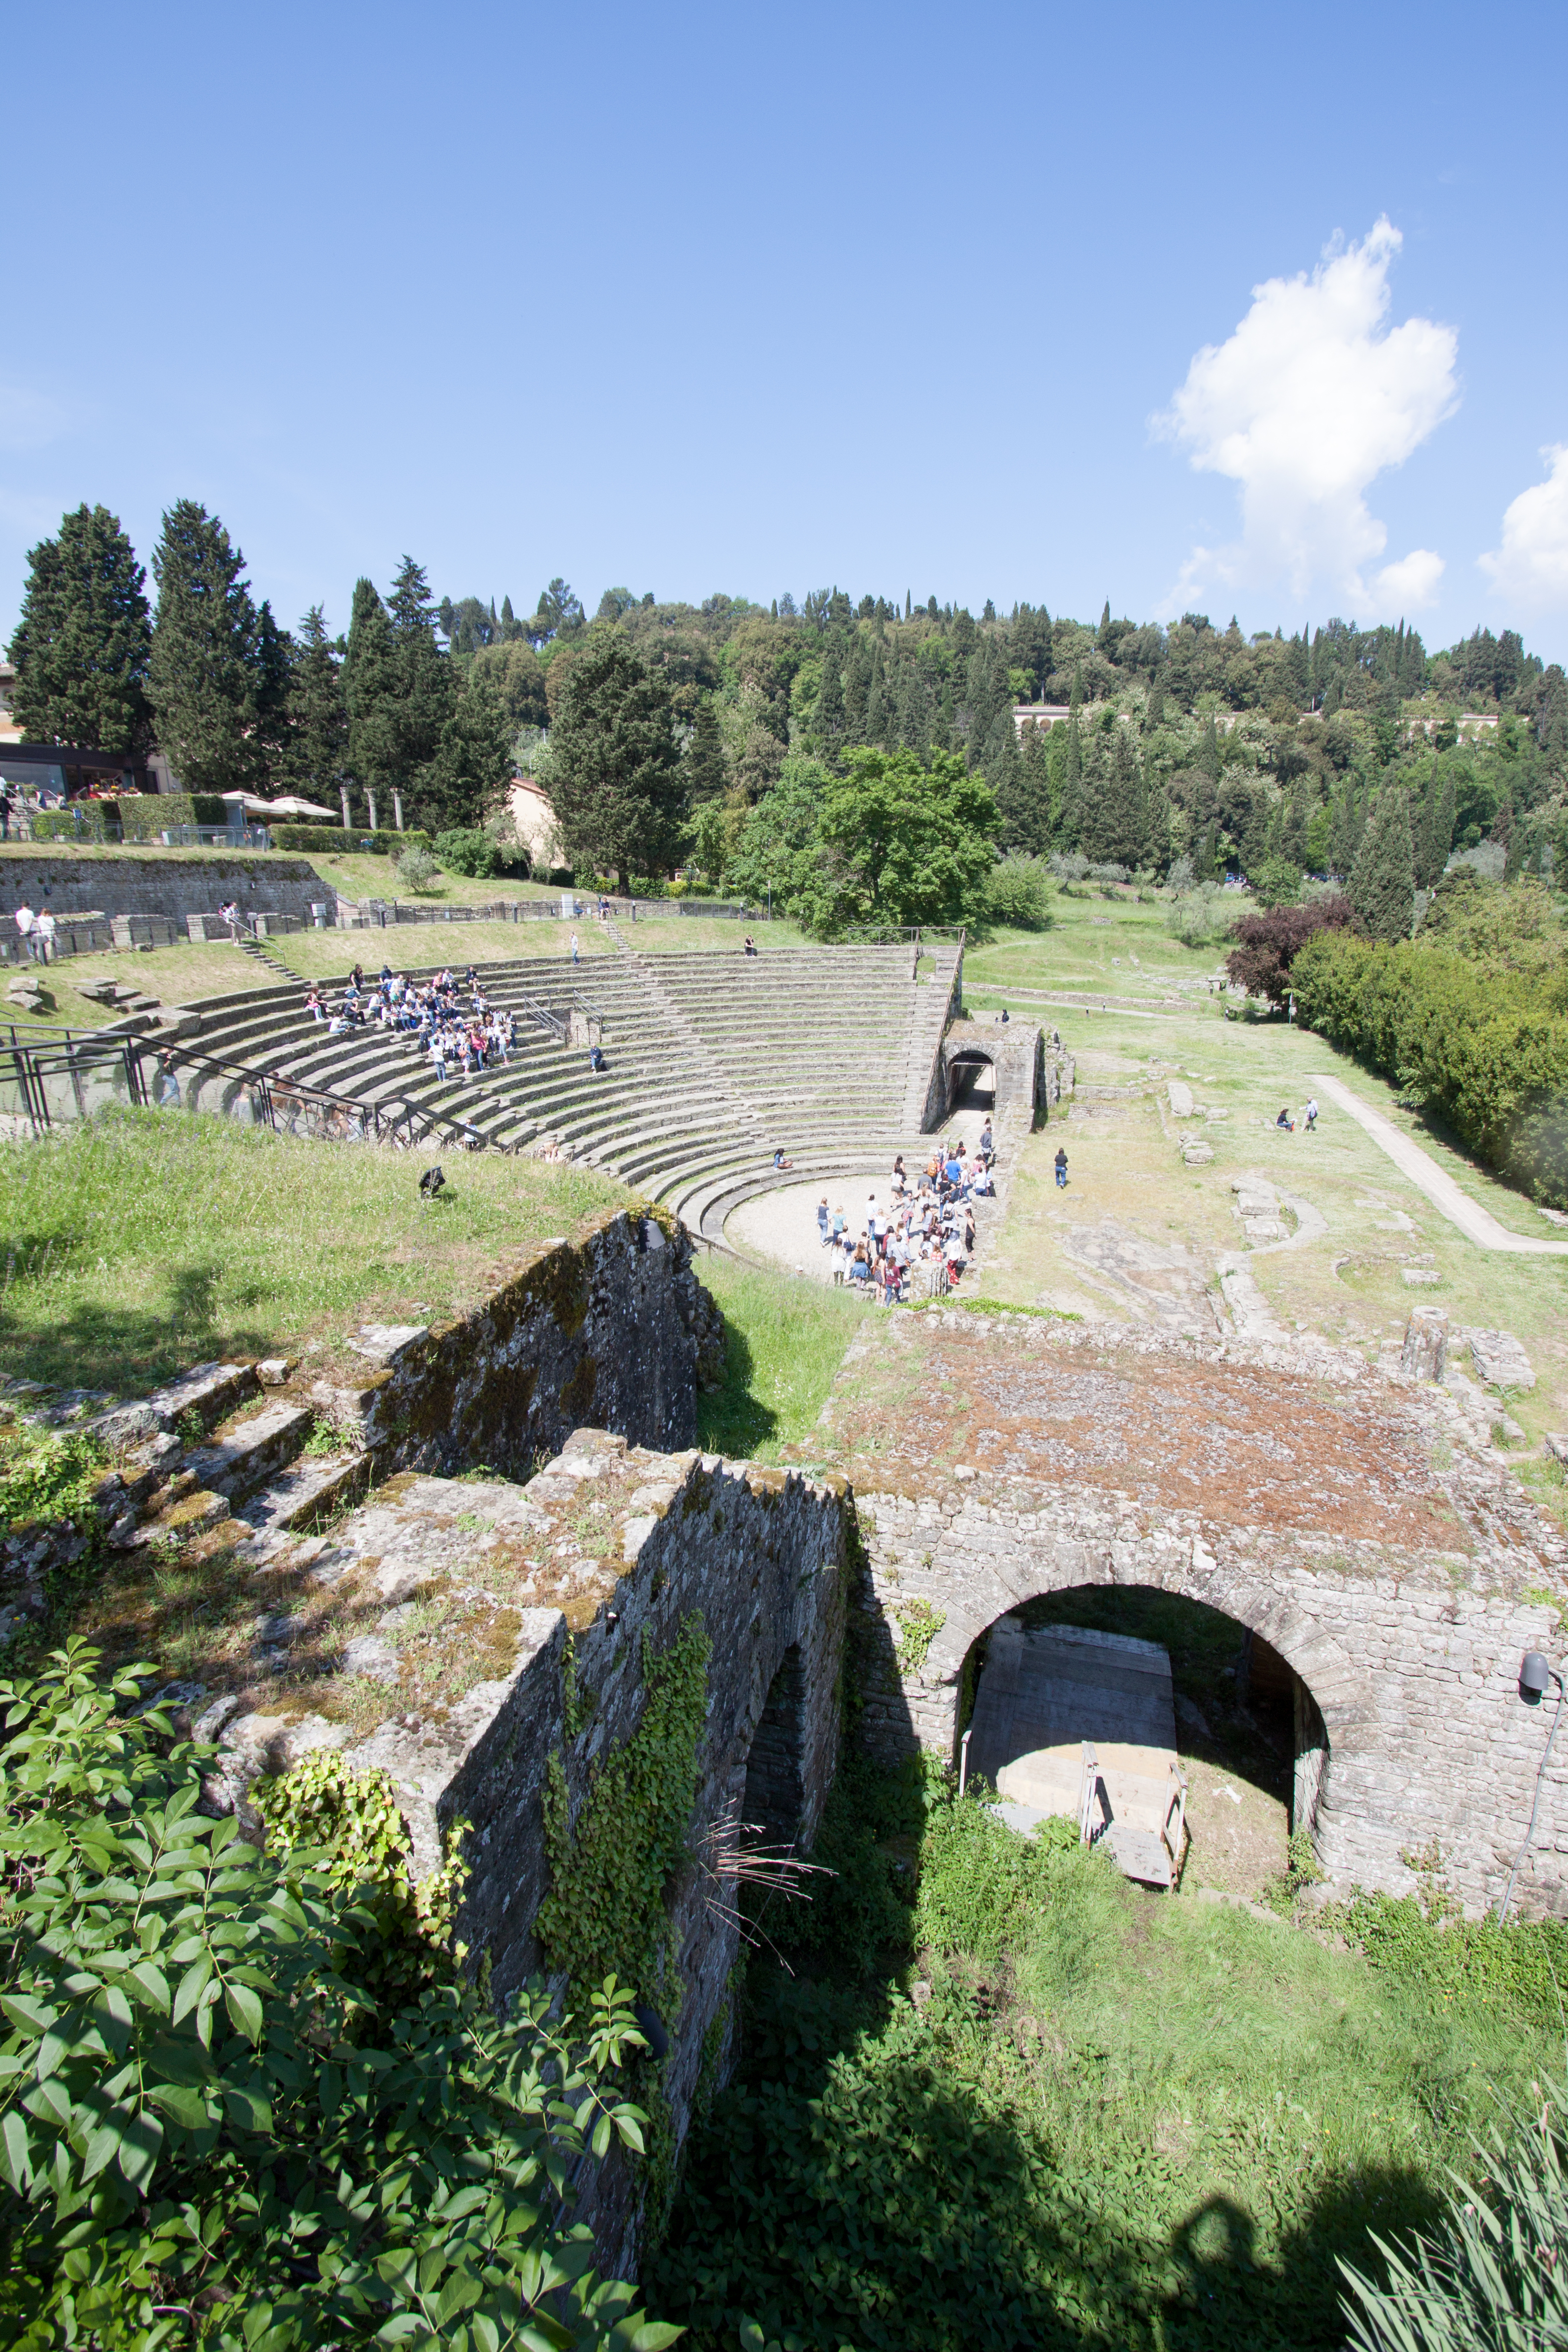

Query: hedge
269 823 433 857
117 792 230 837
29 805 114 842
1292 928 1568 1204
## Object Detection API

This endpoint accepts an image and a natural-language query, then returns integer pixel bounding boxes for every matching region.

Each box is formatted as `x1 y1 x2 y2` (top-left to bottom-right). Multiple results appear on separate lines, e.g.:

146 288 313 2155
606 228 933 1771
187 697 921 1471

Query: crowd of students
303 963 518 1085
817 1121 996 1301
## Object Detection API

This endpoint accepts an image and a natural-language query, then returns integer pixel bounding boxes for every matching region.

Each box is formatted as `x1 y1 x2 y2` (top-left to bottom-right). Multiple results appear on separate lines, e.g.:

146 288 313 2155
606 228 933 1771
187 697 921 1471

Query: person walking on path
1054 1146 1068 1188
14 903 36 962
570 931 580 967
1304 1096 1319 1131
0 789 12 842
35 909 55 964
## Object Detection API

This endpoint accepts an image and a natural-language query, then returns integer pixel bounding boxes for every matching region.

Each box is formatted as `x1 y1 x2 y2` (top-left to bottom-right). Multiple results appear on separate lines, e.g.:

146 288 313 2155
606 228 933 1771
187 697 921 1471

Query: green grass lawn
0 1109 625 1397
695 1252 868 1460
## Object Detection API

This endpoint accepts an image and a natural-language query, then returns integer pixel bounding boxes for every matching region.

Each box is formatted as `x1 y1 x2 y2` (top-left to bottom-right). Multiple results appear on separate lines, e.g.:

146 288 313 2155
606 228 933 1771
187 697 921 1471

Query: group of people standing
12 902 57 962
817 1121 997 1301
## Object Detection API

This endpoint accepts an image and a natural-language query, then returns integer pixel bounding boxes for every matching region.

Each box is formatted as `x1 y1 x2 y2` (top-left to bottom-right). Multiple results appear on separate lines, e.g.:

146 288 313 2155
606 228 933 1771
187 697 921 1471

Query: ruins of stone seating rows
153 937 985 1230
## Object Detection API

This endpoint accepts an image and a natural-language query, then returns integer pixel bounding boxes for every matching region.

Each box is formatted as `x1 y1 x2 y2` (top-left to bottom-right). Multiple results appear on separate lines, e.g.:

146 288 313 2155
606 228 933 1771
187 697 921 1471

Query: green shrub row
27 807 113 842
1292 928 1568 1204
269 823 432 857
117 792 231 837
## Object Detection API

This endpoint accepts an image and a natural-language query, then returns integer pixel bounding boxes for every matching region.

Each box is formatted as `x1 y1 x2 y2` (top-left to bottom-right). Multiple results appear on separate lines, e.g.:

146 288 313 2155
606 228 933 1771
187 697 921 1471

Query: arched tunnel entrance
956 1585 1328 1898
946 1049 996 1113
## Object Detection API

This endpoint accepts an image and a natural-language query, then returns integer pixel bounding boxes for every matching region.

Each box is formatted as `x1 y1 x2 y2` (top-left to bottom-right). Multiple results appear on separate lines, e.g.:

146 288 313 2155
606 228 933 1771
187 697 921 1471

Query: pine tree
6 504 152 753
147 500 260 789
287 608 348 807
685 695 729 802
548 630 685 881
1350 788 1416 942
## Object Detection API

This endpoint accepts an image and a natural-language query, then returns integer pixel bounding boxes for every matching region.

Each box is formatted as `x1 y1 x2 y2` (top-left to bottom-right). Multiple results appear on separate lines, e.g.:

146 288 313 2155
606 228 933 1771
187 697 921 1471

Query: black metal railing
0 1029 505 1155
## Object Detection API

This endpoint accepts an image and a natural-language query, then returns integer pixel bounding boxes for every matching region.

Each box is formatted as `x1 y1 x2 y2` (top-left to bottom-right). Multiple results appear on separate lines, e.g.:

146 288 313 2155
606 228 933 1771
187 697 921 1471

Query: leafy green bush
117 793 230 839
0 1429 106 1541
270 824 433 857
1291 926 1568 1203
0 1640 674 2352
914 1796 1078 1961
28 806 113 843
435 827 510 880
1341 2076 1568 2352
981 856 1055 931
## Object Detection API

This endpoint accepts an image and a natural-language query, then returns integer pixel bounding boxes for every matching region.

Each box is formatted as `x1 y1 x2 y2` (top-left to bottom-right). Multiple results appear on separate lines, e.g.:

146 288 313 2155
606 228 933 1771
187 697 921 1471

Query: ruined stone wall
818 1310 1568 1918
210 1429 851 2276
0 849 333 924
306 1206 714 1473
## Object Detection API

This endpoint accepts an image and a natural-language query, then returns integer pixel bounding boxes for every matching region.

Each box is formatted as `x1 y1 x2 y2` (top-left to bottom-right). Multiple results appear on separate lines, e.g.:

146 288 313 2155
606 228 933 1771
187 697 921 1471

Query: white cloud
1154 218 1457 617
1479 445 1568 608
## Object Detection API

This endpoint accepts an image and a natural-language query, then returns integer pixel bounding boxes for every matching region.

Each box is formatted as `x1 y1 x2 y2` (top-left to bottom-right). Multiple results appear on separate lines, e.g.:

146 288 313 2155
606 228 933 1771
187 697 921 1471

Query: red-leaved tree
1225 894 1357 1007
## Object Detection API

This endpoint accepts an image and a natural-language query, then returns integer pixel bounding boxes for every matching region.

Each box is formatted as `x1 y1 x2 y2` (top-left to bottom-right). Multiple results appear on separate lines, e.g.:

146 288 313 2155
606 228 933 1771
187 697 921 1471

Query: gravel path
1307 1073 1568 1255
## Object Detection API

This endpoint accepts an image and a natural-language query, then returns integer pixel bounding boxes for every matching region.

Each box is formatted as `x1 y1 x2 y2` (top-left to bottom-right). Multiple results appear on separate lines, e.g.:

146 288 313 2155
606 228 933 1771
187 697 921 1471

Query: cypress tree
864 642 890 748
1145 674 1166 733
1061 704 1084 849
147 500 260 789
897 661 933 757
1097 599 1112 646
842 629 873 743
548 628 685 881
815 639 845 760
1199 714 1220 786
1092 726 1149 869
686 694 729 802
343 579 399 819
425 665 512 833
6 503 151 753
287 607 348 805
1350 788 1416 942
1004 720 1053 856
251 601 296 790
386 556 456 819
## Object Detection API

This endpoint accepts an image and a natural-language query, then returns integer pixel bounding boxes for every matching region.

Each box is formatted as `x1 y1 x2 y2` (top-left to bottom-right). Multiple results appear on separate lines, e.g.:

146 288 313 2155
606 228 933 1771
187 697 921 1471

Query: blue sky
5 1 1567 663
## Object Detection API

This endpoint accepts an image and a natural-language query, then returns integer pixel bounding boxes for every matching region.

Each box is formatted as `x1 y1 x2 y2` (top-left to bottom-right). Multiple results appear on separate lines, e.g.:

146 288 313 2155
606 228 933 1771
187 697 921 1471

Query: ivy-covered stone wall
208 1426 853 2276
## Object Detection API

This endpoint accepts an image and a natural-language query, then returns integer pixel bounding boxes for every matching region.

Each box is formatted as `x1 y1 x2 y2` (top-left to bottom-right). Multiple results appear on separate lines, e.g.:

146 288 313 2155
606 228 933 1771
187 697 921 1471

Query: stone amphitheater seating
165 939 964 1234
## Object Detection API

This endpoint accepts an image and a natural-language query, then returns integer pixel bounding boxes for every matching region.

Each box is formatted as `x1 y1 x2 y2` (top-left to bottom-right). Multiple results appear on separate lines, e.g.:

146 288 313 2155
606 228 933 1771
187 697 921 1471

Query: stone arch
743 1641 807 1843
952 1581 1331 1837
860 1515 1391 1885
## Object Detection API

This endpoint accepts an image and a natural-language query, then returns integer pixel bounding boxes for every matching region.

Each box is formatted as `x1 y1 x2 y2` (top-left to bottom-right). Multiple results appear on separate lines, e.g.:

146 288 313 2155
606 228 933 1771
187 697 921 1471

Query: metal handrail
0 1028 504 1154
516 994 568 1044
842 924 968 946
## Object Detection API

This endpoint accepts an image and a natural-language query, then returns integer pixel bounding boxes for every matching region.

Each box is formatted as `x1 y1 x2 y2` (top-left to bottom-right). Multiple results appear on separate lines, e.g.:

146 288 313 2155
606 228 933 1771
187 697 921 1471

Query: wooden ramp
967 1618 1188 1889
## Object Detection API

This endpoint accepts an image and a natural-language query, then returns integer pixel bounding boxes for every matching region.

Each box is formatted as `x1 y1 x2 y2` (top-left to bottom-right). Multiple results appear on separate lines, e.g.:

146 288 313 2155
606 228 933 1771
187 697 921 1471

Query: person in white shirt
35 911 56 963
14 904 36 962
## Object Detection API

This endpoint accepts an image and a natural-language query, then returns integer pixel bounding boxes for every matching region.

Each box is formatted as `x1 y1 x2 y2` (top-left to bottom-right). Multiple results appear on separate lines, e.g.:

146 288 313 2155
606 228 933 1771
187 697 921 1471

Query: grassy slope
0 1109 625 1395
695 1251 867 1460
964 895 1568 1461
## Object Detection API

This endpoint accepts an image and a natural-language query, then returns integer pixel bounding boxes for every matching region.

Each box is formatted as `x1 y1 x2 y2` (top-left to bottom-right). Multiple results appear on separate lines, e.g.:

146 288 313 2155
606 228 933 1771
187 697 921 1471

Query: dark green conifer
842 630 873 743
548 629 684 880
343 579 398 816
1350 788 1416 941
147 499 260 789
287 607 347 806
6 503 151 753
815 639 845 760
686 694 729 802
251 602 295 789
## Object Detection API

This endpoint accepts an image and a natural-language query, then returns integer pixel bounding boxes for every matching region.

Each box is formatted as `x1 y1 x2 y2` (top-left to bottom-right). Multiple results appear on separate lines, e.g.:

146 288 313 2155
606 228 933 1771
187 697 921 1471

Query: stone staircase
152 940 964 1231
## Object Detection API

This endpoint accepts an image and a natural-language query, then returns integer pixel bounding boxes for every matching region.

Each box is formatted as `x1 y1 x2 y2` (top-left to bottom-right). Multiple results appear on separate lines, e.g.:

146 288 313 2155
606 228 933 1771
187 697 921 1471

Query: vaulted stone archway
817 1308 1568 1916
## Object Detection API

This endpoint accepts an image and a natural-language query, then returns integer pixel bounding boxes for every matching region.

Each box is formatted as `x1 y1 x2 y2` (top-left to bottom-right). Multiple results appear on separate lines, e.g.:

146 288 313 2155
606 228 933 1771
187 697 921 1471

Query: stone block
1469 1330 1536 1390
